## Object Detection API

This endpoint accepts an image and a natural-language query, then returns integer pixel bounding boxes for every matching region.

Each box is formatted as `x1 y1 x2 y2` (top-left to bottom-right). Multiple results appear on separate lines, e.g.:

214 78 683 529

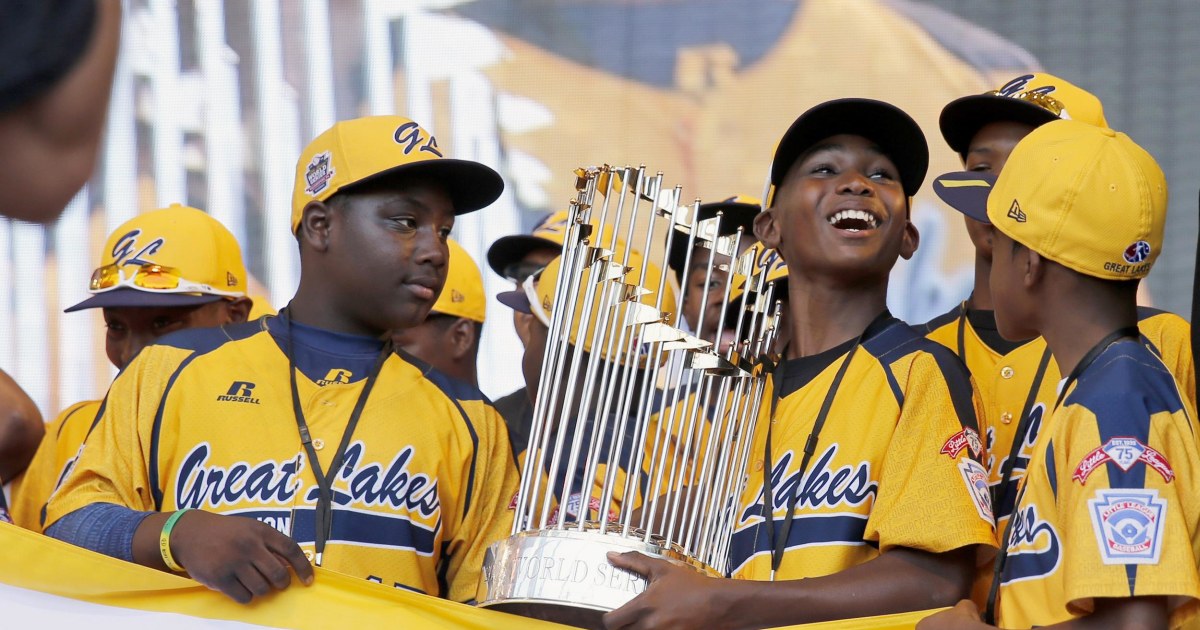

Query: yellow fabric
9 400 101 531
986 72 1108 128
0 520 938 628
91 204 247 297
986 119 1167 281
922 308 1002 413
45 319 519 603
530 251 675 367
997 340 1200 628
291 116 499 231
729 318 995 581
730 240 788 304
986 310 1196 537
433 238 487 323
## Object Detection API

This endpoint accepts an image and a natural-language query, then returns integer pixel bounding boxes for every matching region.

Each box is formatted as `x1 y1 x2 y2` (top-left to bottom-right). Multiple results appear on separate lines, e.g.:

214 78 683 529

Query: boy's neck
967 254 993 311
1038 281 1138 378
784 275 888 359
289 280 383 339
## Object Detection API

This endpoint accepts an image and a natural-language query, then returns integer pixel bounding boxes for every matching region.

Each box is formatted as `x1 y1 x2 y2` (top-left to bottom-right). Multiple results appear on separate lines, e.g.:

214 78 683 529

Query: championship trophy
477 165 781 628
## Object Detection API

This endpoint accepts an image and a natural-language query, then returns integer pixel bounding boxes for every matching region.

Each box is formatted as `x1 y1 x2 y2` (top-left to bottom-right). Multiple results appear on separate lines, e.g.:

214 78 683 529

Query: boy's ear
299 200 333 253
1024 248 1045 290
448 318 477 360
899 219 920 260
753 208 781 250
225 297 254 323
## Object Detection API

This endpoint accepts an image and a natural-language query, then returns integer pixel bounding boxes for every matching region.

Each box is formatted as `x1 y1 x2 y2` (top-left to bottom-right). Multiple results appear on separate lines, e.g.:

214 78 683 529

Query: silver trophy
478 166 780 629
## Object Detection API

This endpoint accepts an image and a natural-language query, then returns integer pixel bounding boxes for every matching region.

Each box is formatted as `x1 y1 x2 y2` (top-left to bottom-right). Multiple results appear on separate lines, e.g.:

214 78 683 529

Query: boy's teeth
828 209 877 228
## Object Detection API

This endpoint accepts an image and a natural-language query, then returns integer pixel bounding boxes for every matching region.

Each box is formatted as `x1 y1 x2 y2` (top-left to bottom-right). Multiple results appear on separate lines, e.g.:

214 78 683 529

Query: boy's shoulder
1068 341 1187 419
865 314 968 374
150 318 269 356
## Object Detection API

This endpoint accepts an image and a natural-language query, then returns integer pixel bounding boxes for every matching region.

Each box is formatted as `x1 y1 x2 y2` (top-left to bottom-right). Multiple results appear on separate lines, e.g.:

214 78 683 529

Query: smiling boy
602 99 995 629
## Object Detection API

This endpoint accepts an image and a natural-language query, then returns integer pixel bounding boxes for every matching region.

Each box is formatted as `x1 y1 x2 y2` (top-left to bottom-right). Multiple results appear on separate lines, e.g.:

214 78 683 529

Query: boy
602 99 995 629
43 116 520 606
9 204 254 530
921 120 1199 628
927 73 1193 539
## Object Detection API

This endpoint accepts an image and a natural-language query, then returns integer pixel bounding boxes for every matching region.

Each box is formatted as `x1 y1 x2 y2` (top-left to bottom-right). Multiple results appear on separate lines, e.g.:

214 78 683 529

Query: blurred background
3 0 1194 414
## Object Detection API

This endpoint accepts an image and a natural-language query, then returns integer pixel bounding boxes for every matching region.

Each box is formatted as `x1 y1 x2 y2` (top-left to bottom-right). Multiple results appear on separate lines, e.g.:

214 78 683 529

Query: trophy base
477 528 717 629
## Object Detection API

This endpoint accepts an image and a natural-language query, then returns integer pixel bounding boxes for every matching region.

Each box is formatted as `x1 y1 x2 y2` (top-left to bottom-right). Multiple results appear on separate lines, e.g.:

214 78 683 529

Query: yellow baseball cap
292 116 504 232
486 210 571 280
940 72 1108 158
497 248 676 366
728 240 789 305
66 204 247 312
940 120 1167 281
431 238 486 323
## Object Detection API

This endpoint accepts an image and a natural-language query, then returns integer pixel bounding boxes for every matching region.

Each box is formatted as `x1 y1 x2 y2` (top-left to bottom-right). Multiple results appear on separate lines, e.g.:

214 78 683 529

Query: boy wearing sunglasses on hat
43 116 520 606
9 204 253 531
919 121 1199 630
601 99 996 629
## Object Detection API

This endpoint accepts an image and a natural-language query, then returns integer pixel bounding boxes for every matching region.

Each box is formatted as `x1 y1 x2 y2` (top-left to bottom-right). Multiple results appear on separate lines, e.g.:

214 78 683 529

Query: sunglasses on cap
985 88 1066 116
89 262 242 296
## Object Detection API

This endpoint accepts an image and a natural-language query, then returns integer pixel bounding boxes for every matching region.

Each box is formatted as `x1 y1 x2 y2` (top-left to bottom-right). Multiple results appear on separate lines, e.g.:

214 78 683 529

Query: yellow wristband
159 508 191 572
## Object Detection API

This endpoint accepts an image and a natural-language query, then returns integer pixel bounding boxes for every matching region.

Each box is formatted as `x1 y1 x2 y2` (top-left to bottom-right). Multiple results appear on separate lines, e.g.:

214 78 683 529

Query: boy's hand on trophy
602 551 729 630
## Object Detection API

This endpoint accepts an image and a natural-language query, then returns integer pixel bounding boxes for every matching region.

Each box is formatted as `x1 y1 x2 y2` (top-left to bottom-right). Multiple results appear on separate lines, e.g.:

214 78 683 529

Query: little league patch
1088 489 1166 565
1073 437 1174 485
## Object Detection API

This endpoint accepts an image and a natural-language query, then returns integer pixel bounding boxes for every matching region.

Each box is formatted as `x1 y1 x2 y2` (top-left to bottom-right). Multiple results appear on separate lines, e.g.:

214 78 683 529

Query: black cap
931 171 996 224
667 197 761 278
770 98 929 197
939 95 1059 159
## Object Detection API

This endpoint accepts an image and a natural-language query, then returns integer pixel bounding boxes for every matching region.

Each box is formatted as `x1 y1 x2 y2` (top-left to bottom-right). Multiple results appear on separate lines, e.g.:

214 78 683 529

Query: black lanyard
983 326 1138 624
992 347 1052 519
955 301 969 360
282 309 392 566
761 328 867 580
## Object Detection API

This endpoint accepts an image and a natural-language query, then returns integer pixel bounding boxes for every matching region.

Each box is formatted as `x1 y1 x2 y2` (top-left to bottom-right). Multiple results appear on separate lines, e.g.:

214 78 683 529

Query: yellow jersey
919 303 1029 416
45 316 519 603
9 399 102 530
730 313 996 580
987 308 1195 533
997 338 1200 628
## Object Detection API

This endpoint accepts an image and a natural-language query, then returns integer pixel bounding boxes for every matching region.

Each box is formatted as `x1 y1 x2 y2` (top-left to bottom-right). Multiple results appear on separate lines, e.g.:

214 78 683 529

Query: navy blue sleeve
46 503 155 562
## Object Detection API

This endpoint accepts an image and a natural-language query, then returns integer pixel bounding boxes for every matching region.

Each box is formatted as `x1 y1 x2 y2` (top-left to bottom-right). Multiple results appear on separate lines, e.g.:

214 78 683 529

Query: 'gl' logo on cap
1123 240 1152 264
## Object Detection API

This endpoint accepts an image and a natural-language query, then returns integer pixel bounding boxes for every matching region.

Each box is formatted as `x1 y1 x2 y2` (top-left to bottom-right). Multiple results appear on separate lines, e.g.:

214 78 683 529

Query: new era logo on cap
1007 200 1027 223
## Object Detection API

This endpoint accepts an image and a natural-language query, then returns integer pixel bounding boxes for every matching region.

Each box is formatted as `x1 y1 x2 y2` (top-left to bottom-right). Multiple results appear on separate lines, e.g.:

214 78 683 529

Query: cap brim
667 201 761 276
771 99 929 197
496 288 533 314
932 171 996 224
64 288 225 313
939 95 1059 157
486 234 561 277
347 159 504 215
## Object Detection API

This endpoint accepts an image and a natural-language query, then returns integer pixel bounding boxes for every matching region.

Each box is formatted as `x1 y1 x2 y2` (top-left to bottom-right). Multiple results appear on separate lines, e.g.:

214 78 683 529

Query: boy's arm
44 347 312 604
604 545 974 629
0 367 44 482
445 402 520 603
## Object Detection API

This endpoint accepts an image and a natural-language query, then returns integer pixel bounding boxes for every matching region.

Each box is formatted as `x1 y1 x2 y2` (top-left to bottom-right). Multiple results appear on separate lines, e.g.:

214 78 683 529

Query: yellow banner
0 523 936 628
